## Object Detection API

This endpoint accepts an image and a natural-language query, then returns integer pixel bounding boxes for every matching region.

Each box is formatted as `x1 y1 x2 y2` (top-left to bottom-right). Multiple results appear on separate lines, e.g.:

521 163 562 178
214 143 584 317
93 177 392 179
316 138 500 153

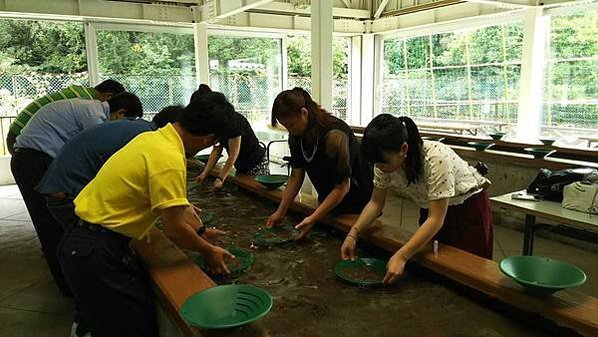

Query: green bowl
539 138 556 146
499 256 586 297
334 257 387 287
488 132 506 141
194 247 255 276
254 225 299 245
422 136 445 142
181 284 272 329
524 147 555 159
467 141 494 151
255 174 288 190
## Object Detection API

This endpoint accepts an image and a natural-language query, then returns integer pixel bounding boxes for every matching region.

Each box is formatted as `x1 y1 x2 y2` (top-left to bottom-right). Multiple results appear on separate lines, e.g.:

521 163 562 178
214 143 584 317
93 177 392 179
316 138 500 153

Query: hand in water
204 246 235 275
295 216 315 240
340 235 357 261
265 211 284 228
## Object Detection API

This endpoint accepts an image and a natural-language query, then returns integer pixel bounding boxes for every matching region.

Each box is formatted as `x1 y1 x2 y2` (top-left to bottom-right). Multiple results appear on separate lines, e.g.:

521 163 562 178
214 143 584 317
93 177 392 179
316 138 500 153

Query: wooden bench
131 173 598 337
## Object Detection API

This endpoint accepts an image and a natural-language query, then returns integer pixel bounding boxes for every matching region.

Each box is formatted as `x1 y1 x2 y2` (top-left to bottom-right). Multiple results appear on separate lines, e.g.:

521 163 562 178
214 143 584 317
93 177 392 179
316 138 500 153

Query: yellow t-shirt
74 123 189 240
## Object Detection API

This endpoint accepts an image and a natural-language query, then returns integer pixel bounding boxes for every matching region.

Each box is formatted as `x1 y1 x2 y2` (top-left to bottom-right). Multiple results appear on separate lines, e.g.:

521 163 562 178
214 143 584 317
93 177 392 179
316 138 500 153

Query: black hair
152 105 183 128
179 91 234 136
94 79 125 94
361 114 423 185
107 92 143 118
189 84 213 103
271 87 335 129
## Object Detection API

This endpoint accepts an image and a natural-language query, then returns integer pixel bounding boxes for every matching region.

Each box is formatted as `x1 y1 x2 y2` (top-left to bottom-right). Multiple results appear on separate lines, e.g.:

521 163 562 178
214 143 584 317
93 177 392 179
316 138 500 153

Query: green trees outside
381 13 596 128
0 13 595 127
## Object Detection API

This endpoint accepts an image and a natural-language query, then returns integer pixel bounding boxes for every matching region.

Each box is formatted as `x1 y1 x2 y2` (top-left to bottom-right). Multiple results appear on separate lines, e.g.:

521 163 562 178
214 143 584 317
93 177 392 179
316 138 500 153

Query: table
491 191 598 255
416 121 484 135
255 130 288 164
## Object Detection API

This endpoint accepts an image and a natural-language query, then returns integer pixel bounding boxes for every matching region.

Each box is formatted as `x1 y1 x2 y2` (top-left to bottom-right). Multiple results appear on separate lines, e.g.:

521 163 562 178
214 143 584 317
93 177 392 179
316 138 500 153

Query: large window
542 11 598 146
0 19 88 116
381 22 523 134
97 29 196 118
0 18 87 155
208 35 282 125
287 35 351 121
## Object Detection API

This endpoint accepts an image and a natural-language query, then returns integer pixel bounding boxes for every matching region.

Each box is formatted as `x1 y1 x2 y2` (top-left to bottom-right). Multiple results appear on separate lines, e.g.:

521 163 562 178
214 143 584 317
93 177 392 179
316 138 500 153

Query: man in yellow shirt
58 92 235 337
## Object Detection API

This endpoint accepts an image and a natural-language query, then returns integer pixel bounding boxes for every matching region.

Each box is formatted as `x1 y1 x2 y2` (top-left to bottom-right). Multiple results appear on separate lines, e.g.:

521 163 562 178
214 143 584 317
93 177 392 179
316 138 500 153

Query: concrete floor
0 181 596 336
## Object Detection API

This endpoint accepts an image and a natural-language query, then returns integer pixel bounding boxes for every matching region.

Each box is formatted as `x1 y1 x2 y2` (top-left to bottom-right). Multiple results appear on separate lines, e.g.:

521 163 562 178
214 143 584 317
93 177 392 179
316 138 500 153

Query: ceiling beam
211 11 365 34
249 1 370 19
199 0 274 23
374 0 390 19
464 0 533 9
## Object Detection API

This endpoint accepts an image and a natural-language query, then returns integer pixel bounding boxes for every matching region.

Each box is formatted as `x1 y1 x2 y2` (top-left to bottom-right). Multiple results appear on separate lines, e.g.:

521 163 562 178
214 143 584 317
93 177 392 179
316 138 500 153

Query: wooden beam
132 228 213 337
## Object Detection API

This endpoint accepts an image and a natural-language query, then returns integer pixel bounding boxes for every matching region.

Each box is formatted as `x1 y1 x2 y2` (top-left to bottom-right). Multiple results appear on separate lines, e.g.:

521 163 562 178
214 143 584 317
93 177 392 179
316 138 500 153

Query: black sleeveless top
288 117 373 214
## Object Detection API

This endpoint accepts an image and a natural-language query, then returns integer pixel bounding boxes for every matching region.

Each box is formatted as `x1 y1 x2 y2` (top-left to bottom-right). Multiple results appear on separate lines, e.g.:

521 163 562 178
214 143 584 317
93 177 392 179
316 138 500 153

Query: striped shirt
8 85 97 136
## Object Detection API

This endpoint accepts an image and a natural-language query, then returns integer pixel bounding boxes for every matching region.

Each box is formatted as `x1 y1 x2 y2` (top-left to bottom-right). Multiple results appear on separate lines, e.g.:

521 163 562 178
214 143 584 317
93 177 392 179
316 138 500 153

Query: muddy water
186 171 558 337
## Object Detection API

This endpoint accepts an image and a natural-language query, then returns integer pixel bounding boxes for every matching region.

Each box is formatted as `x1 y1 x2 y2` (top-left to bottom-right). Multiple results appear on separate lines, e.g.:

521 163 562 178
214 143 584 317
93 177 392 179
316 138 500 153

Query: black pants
10 148 71 296
58 222 158 337
45 195 79 230
6 131 16 155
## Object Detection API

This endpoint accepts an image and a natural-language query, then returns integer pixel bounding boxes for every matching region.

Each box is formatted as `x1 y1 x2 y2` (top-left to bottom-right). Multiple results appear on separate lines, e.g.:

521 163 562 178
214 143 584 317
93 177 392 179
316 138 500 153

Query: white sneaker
69 322 78 337
69 321 91 337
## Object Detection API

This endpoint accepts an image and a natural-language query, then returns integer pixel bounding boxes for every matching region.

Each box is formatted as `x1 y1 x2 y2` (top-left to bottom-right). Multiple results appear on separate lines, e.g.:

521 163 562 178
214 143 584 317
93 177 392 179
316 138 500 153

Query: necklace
300 135 319 163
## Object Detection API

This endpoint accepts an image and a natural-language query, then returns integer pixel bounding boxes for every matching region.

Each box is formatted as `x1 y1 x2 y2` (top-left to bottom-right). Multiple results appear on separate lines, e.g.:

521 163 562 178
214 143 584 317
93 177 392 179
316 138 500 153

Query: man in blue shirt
38 105 183 229
10 92 142 300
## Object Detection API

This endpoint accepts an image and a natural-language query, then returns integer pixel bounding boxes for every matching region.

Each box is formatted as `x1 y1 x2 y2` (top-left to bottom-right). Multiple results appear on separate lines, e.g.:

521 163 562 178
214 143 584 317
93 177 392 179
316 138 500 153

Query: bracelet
215 176 224 182
196 226 206 236
347 233 358 241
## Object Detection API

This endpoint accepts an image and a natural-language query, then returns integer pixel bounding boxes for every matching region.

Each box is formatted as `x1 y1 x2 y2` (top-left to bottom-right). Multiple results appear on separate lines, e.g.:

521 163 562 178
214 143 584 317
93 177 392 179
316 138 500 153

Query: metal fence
0 73 89 116
99 74 198 113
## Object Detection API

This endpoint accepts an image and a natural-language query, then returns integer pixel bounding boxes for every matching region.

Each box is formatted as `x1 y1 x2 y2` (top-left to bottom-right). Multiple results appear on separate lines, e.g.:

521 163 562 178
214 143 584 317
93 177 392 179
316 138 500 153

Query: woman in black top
266 87 373 239
195 85 269 191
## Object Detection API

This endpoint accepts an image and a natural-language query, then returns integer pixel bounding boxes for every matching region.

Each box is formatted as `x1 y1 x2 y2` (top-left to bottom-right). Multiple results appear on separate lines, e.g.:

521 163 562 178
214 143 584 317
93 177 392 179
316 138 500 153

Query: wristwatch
196 226 206 236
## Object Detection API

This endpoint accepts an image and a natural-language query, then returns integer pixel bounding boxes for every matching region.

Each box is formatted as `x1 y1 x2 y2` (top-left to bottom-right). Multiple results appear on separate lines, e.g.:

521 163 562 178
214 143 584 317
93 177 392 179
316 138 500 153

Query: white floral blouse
373 141 490 209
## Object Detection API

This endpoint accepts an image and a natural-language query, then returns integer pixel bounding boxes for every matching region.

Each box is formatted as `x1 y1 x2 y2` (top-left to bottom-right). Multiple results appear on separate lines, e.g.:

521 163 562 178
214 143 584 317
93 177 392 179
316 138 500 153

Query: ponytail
362 114 423 185
397 116 423 185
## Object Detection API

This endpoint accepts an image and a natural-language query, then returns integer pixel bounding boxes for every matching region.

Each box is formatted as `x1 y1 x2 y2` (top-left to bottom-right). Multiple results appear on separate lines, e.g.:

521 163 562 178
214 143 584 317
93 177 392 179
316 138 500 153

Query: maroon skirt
419 190 494 259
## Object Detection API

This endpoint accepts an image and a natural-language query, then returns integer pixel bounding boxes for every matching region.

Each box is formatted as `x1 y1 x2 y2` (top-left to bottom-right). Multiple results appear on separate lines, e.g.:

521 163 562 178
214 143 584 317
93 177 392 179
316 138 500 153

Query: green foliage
97 31 195 76
286 35 349 78
208 36 281 75
0 19 86 73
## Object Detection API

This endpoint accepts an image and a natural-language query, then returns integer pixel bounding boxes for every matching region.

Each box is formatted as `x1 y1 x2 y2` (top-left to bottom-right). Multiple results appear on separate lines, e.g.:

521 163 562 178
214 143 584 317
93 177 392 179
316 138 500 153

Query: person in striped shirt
5 79 125 155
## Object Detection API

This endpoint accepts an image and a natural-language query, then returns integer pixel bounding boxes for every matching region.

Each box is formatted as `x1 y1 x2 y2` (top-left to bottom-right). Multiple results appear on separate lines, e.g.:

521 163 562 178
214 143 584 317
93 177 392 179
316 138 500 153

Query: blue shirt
37 119 155 197
15 99 110 158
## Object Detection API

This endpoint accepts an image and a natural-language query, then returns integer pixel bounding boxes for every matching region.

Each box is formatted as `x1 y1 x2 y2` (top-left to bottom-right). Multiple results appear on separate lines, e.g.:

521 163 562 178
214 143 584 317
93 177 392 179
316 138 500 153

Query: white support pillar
281 36 289 90
360 33 376 125
84 23 100 86
311 0 333 111
516 7 549 142
349 35 362 126
193 22 209 85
